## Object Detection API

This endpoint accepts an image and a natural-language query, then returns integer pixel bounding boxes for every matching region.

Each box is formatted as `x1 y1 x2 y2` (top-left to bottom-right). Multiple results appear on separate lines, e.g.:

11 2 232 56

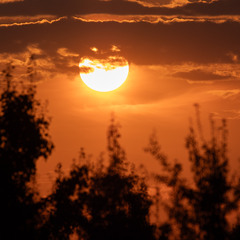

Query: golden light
90 47 98 53
79 56 129 92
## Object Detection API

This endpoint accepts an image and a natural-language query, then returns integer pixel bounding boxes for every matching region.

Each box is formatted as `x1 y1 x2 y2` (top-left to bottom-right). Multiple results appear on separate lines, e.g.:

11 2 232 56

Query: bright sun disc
79 57 129 92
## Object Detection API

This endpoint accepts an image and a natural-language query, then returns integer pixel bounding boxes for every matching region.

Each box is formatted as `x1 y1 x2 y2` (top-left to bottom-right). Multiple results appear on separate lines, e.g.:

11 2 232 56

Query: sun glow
79 56 129 92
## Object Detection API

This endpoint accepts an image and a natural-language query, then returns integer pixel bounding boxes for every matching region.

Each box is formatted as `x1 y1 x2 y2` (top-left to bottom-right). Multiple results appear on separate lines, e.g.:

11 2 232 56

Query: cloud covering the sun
79 45 128 76
79 56 128 74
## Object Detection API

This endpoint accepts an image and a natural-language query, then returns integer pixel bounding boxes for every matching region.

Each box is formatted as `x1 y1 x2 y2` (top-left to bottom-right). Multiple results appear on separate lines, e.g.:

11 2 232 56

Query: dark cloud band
0 0 239 17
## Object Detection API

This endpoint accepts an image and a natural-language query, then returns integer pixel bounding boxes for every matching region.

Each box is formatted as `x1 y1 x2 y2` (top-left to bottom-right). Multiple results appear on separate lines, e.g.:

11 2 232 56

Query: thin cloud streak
127 0 189 8
207 89 240 99
73 14 240 24
173 69 234 81
127 0 216 8
57 48 79 58
0 0 23 3
0 16 66 28
0 15 59 23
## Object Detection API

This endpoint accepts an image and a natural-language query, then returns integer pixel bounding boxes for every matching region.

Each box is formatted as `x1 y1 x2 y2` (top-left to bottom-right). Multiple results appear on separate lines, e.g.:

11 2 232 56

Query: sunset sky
0 0 240 194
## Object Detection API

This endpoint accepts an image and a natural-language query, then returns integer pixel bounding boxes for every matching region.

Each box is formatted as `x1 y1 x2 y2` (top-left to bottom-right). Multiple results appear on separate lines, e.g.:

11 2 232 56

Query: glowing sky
0 0 240 194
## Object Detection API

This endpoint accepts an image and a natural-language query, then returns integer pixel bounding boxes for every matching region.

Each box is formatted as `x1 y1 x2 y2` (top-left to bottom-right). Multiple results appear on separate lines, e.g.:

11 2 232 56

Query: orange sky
0 0 240 194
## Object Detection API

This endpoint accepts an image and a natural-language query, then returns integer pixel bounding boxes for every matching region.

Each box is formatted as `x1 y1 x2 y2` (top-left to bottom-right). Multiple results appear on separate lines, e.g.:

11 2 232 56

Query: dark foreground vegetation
1 63 240 240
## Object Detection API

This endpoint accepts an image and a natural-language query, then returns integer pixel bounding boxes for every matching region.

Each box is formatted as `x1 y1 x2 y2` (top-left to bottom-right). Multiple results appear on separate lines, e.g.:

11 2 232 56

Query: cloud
0 15 60 23
173 69 233 82
0 44 56 84
0 18 240 67
90 47 99 53
73 14 240 24
79 65 95 74
0 0 141 16
127 0 190 8
0 16 66 28
57 48 79 57
207 89 240 99
127 1 220 9
79 55 128 74
0 0 22 3
0 0 239 17
111 45 121 52
219 109 240 120
0 44 43 66
227 52 239 63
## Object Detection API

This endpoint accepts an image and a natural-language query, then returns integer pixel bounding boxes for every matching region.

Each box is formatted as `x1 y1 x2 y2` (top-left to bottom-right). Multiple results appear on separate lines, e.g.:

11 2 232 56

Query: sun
79 56 129 92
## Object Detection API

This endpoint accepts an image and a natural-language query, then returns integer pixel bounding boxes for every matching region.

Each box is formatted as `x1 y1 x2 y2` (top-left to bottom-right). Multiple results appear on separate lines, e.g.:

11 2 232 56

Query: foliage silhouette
42 117 156 240
230 221 240 240
145 104 240 240
0 62 54 239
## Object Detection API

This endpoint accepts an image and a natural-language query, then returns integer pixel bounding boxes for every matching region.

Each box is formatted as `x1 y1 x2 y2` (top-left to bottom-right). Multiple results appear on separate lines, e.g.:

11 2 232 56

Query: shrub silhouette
145 104 240 240
0 62 54 239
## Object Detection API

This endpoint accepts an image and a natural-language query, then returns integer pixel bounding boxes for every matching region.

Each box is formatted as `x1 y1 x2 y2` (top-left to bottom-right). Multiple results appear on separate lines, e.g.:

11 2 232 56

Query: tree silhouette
231 221 240 240
43 117 155 239
2 60 240 240
145 105 240 240
0 62 54 239
86 118 155 240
